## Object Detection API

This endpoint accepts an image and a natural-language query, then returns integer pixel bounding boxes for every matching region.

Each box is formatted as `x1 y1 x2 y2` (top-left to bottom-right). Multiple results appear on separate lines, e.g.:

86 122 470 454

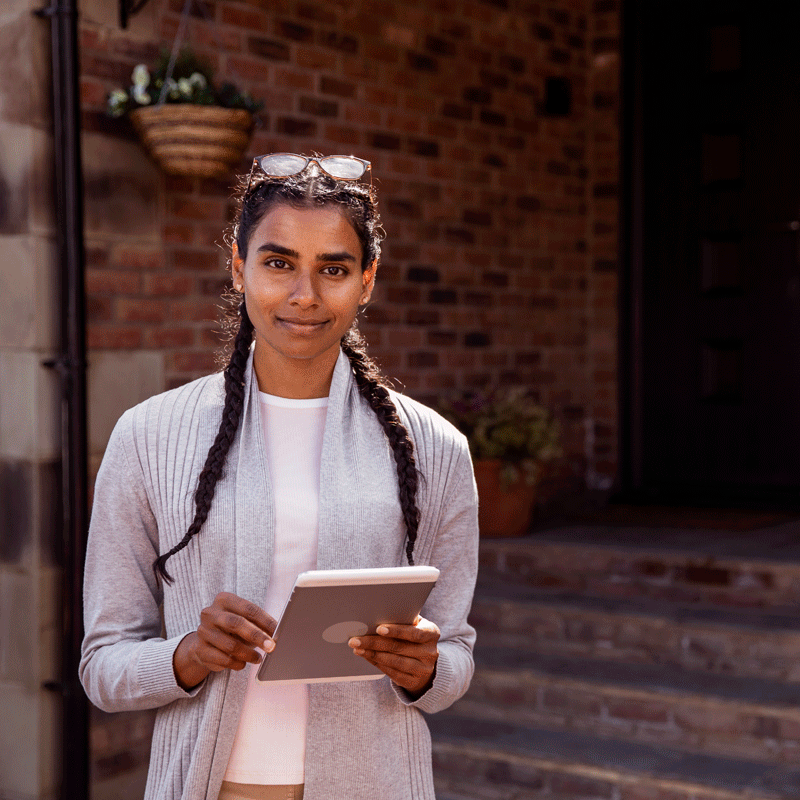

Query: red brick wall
80 0 619 487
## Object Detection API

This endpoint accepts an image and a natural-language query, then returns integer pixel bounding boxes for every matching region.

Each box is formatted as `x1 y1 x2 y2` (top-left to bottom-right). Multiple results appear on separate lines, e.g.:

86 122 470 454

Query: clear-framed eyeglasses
244 153 372 195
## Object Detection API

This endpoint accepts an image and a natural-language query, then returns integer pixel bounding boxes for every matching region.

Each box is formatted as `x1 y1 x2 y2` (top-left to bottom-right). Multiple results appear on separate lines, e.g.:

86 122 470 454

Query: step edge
472 591 800 639
470 663 800 719
480 530 800 574
431 737 788 800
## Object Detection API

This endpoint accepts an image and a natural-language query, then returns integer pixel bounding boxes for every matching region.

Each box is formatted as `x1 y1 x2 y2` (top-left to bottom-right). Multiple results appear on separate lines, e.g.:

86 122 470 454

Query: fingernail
377 625 389 635
355 648 365 655
349 638 361 648
264 639 275 653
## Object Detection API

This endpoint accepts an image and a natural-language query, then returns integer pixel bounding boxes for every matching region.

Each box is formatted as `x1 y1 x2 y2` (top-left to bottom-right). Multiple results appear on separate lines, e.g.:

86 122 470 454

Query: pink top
223 391 327 785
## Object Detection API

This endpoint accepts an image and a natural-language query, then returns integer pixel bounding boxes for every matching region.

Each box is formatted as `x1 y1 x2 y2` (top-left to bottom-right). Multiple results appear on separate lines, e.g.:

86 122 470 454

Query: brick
143 274 193 296
408 351 439 368
318 30 358 53
86 270 140 295
320 76 357 98
282 39 325 66
464 332 491 347
170 248 219 271
87 326 143 349
275 19 313 42
463 86 492 104
116 298 166 323
170 351 218 374
276 117 318 137
406 52 438 72
222 6 264 29
247 37 290 61
145 328 195 349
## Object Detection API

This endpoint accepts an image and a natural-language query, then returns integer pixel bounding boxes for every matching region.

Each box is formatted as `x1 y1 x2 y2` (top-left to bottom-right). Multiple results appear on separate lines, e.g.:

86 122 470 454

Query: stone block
0 567 34 683
0 9 50 128
0 349 60 461
0 234 58 350
0 683 38 797
88 350 164 456
0 122 32 234
82 132 160 240
38 565 60 684
28 126 56 235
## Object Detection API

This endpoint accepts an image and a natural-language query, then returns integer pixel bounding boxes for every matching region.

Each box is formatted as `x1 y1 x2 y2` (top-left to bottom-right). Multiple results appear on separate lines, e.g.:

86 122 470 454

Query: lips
276 316 330 335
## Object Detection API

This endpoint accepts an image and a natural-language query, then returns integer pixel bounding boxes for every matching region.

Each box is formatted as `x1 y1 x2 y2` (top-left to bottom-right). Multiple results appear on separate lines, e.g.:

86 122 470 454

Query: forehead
250 203 362 260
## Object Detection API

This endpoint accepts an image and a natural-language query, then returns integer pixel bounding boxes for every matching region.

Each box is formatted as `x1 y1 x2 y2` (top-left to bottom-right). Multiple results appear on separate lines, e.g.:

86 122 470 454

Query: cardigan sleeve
79 410 203 713
391 440 479 714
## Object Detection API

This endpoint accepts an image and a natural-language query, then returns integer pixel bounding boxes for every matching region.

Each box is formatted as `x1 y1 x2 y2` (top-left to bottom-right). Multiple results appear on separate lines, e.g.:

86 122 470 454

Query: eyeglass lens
258 154 367 180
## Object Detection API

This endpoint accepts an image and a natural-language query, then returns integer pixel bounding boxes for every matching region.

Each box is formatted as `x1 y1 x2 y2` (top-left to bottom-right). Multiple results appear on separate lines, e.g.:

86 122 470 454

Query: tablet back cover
257 580 435 683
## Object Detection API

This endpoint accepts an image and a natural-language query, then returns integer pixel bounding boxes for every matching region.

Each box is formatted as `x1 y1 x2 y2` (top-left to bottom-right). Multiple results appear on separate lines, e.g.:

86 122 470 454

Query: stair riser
479 542 800 608
433 745 752 800
470 600 800 682
461 672 800 764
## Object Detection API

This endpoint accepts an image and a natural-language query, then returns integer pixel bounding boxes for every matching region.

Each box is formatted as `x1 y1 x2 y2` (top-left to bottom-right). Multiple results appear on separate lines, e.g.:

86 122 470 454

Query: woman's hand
173 592 277 691
348 615 440 696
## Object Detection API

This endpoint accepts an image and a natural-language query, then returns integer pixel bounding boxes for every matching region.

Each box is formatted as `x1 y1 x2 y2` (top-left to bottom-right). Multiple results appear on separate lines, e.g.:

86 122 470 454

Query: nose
288 271 320 308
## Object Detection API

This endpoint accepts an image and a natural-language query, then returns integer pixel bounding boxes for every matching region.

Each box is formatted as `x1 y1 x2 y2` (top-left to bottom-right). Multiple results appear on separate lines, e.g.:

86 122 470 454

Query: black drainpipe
35 0 90 797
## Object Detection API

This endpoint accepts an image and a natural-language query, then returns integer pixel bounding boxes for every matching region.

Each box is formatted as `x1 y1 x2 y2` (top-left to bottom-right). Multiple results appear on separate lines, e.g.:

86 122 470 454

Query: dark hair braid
153 302 254 583
341 327 421 566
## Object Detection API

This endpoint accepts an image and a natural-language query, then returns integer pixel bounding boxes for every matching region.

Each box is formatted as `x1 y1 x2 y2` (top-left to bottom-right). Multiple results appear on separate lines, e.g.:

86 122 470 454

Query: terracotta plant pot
130 104 254 179
473 458 539 538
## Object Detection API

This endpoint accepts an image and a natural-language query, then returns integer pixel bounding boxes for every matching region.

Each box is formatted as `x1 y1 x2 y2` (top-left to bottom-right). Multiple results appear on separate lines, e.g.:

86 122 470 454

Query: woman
80 154 479 800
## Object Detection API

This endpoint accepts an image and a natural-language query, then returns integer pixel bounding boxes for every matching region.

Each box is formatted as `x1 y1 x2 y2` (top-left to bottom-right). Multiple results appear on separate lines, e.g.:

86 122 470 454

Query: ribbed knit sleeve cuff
136 633 206 704
390 645 458 713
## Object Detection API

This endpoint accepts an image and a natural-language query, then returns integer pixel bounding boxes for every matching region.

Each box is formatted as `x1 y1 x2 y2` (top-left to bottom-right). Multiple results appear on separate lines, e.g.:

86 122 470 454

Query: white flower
189 72 207 89
166 78 180 100
132 84 151 105
178 78 193 97
132 64 150 87
107 89 129 117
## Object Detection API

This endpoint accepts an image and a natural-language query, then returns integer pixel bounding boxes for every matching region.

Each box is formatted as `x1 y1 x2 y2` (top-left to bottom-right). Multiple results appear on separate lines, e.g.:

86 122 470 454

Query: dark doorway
621 2 800 504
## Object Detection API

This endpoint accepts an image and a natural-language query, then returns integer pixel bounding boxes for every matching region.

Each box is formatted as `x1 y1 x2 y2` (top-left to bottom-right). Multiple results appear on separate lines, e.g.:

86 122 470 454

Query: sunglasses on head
244 153 372 195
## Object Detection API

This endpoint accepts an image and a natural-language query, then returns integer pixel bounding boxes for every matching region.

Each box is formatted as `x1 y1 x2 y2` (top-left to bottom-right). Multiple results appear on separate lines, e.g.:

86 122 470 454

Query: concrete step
462 648 800 764
478 525 800 608
469 578 800 683
429 714 800 800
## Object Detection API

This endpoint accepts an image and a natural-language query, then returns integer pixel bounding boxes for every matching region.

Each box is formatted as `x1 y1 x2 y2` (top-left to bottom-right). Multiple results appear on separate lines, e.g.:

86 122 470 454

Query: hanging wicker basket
130 104 254 179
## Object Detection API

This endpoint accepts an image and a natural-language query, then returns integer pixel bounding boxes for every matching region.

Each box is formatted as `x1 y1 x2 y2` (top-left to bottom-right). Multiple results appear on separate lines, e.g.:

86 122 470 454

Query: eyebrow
256 242 358 263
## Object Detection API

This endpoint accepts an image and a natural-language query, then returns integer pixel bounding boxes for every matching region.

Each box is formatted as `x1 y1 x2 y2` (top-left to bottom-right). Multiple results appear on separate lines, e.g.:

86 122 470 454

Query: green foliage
107 47 264 117
438 388 562 487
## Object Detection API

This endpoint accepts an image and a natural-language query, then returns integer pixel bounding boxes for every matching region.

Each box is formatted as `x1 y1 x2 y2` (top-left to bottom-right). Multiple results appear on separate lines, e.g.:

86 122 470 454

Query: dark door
625 1 800 502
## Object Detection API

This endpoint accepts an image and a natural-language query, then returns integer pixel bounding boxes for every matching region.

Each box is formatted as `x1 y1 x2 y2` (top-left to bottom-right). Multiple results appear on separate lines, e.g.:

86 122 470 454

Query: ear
231 242 245 288
360 260 377 305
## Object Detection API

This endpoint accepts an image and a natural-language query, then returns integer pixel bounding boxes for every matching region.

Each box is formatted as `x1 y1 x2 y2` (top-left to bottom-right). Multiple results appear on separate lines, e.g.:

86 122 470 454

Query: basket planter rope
130 104 253 179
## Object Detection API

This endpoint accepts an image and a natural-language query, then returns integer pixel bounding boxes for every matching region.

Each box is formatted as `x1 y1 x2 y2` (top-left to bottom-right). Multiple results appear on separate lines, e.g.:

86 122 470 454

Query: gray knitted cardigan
80 348 479 800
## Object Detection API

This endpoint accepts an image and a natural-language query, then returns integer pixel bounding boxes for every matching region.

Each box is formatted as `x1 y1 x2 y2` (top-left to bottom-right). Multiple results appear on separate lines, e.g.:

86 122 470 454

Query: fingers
348 616 440 693
193 593 277 674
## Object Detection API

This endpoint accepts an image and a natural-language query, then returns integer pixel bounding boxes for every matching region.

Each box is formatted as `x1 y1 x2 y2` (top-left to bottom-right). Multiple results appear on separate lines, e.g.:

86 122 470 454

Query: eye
265 258 290 270
322 265 349 276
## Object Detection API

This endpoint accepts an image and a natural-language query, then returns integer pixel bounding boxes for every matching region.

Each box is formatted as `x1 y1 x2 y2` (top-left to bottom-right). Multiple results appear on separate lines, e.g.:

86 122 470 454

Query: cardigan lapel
316 349 357 570
233 348 274 604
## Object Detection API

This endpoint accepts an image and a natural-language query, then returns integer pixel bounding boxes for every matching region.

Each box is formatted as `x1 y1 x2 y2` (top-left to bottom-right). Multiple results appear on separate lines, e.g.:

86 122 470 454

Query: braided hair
154 169 421 583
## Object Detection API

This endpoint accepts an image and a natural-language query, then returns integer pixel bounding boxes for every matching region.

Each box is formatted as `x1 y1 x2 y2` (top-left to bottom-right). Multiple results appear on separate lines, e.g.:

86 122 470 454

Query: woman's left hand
348 615 440 696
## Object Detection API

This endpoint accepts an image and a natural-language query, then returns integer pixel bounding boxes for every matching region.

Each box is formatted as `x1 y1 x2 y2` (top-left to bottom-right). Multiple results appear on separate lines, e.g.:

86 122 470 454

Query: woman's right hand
172 592 277 691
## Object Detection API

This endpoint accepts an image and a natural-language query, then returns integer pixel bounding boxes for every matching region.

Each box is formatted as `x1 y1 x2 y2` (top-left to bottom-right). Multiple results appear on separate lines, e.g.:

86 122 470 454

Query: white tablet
256 565 440 684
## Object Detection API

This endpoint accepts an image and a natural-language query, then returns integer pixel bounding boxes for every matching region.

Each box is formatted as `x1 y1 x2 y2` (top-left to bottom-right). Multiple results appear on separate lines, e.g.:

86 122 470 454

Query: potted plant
438 388 562 537
107 48 263 179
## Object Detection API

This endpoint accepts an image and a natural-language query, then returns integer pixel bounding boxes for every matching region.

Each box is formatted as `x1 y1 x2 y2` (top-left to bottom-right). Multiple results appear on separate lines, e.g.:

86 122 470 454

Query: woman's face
232 203 375 392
